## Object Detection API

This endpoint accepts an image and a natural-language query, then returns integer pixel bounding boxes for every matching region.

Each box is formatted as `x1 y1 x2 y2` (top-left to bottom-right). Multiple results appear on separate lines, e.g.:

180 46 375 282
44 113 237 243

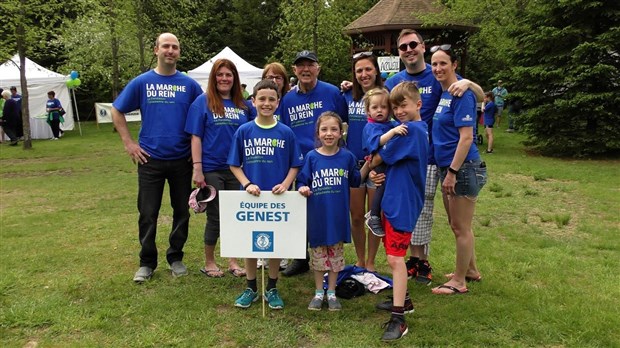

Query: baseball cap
293 50 318 64
188 185 217 213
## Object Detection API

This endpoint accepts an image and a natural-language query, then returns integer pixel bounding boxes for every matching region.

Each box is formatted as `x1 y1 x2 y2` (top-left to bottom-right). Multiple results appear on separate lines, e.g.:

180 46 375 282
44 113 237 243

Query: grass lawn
1 122 619 347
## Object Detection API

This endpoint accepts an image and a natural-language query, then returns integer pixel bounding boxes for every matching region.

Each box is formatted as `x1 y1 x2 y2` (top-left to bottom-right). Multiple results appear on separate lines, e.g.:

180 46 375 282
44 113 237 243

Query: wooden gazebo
343 0 477 75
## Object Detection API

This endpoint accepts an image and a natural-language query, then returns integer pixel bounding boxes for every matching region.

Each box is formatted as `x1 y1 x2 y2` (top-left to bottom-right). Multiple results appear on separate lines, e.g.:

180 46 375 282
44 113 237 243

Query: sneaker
327 295 342 311
279 259 289 271
375 296 415 314
170 261 188 277
365 212 385 237
133 266 153 283
381 316 408 341
264 288 284 309
308 295 324 311
485 149 493 154
257 258 268 269
235 288 259 308
415 260 432 285
405 259 418 279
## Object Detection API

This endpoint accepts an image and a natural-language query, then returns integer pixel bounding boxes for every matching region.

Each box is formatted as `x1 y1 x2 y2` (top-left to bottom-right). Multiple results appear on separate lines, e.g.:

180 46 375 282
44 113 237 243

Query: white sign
378 56 401 73
219 191 307 259
95 103 141 124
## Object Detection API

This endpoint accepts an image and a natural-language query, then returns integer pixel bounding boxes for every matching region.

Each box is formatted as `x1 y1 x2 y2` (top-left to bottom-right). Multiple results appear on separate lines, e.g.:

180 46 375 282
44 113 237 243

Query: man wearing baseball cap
279 50 348 276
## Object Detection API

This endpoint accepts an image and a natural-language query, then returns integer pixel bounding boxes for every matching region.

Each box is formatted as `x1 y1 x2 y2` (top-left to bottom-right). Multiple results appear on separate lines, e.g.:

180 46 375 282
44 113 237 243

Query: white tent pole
71 88 82 136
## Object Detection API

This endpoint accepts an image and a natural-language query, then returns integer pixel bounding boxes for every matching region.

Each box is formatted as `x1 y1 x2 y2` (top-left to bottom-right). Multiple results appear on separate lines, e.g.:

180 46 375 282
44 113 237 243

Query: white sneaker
279 259 289 270
257 258 268 269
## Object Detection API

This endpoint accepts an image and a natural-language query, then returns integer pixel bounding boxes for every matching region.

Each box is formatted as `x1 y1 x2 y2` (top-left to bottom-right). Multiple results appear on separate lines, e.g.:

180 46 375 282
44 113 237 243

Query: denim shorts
439 160 487 197
355 160 377 189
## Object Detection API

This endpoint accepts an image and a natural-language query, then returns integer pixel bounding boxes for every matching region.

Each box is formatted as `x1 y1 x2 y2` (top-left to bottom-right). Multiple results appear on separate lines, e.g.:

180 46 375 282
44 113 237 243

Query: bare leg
350 187 367 268
365 187 379 271
387 255 407 306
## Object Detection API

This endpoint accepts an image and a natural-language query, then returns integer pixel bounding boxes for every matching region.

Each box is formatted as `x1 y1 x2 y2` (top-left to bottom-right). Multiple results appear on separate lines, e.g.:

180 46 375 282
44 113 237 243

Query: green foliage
506 0 620 157
271 0 375 85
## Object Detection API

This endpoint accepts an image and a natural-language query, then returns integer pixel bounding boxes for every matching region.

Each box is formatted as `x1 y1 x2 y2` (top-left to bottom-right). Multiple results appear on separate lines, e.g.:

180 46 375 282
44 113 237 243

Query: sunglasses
430 44 452 53
353 51 373 60
398 41 420 51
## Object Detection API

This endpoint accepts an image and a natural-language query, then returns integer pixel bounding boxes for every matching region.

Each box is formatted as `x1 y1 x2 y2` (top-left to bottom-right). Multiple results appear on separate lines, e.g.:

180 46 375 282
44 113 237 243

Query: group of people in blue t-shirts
111 30 488 342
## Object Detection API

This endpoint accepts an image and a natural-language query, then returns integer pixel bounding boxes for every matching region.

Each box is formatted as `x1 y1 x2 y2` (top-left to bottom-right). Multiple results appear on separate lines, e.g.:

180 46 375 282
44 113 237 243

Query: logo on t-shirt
287 101 323 122
462 114 473 122
311 167 348 195
145 83 187 98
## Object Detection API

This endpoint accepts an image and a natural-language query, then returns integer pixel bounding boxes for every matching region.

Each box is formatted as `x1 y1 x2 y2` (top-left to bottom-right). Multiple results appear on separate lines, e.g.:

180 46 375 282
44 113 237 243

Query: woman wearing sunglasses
343 51 385 272
429 45 487 295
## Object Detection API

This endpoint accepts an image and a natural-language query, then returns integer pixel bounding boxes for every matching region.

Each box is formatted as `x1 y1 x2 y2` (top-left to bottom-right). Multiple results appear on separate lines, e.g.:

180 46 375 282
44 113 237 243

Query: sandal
228 268 246 277
200 267 224 278
432 284 469 295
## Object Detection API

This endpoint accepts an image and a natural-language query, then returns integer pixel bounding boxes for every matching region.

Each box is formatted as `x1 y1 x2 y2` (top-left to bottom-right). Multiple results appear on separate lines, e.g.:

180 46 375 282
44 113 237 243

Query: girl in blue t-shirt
297 112 361 311
483 92 496 153
46 91 63 140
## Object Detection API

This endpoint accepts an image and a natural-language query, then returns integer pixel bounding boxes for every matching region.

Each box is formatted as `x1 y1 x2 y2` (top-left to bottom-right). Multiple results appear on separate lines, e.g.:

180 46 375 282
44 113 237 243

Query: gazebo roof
343 0 477 35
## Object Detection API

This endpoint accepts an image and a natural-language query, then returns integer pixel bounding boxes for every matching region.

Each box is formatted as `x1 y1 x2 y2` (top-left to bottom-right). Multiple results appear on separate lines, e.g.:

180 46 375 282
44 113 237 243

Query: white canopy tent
0 55 75 139
188 47 263 93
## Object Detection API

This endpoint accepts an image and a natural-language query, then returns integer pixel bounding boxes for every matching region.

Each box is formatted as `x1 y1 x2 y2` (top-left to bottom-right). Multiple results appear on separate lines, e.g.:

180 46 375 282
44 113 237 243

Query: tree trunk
17 0 32 149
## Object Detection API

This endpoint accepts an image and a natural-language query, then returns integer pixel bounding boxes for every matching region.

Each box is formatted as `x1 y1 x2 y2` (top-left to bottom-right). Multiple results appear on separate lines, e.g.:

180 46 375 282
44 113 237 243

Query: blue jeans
439 160 487 197
137 157 192 269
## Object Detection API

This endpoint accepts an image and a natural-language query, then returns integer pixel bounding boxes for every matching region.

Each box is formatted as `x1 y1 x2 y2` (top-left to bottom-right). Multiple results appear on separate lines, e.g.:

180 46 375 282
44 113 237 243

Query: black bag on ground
335 278 366 299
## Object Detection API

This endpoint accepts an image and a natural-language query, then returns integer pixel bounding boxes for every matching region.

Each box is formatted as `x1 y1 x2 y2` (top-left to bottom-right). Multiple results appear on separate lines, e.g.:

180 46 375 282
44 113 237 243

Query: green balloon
73 78 81 87
66 79 75 88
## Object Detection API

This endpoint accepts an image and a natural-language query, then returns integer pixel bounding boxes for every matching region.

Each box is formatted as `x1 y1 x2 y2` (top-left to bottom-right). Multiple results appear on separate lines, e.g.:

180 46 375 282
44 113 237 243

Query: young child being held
297 112 361 311
362 88 409 237
371 81 428 342
227 79 304 310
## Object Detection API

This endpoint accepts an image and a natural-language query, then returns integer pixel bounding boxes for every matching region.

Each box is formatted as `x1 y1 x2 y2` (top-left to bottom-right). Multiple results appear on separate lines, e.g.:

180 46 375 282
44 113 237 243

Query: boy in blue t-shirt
228 79 304 310
371 82 428 342
483 92 497 153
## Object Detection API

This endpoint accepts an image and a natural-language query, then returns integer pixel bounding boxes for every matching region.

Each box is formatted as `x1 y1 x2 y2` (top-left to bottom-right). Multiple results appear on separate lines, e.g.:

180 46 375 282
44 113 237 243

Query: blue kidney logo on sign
253 231 274 252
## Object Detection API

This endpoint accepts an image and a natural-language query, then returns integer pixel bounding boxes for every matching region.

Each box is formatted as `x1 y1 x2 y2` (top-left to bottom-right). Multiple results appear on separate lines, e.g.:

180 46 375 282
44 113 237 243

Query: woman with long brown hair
185 58 255 278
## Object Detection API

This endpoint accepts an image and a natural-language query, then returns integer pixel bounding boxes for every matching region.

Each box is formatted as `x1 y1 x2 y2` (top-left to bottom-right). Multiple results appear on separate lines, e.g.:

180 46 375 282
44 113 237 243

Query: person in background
483 92 497 153
1 90 20 146
262 62 291 123
9 86 23 139
241 83 250 100
492 80 508 127
0 88 5 143
112 32 203 283
46 91 63 140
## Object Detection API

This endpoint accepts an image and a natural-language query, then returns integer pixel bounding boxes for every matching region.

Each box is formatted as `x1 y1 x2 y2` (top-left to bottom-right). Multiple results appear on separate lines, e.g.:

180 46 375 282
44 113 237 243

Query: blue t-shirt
185 95 253 172
280 80 348 155
296 148 361 248
483 101 496 126
113 70 203 160
432 90 480 167
362 120 397 155
227 120 304 190
46 98 62 120
385 64 442 165
379 121 428 232
343 90 367 160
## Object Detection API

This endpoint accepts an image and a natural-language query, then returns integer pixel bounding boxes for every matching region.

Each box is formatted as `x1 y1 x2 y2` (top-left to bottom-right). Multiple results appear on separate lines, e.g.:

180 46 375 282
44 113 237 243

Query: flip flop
444 273 482 282
228 268 246 277
200 267 224 278
432 284 469 295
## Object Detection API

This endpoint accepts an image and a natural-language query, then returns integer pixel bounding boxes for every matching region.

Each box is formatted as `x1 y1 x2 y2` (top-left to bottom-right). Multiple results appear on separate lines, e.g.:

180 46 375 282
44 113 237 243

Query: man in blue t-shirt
279 50 348 277
112 33 203 283
492 80 508 127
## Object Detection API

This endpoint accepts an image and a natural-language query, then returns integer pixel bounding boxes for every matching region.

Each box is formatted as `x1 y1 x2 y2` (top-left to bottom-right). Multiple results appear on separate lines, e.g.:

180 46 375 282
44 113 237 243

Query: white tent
0 55 75 139
188 47 263 92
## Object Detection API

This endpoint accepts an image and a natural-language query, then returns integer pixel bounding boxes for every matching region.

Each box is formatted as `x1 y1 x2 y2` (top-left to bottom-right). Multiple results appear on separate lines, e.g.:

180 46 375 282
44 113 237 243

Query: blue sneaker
264 288 284 309
234 288 258 308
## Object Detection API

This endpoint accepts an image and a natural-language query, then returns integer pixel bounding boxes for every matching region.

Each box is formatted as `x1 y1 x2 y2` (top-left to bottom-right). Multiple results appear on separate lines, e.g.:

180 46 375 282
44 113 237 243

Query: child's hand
392 124 408 136
298 186 312 197
272 183 287 194
245 184 260 196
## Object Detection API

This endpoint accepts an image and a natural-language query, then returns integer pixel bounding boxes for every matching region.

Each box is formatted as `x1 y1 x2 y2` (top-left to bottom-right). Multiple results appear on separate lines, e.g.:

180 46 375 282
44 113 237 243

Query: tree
506 0 620 156
271 0 376 85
